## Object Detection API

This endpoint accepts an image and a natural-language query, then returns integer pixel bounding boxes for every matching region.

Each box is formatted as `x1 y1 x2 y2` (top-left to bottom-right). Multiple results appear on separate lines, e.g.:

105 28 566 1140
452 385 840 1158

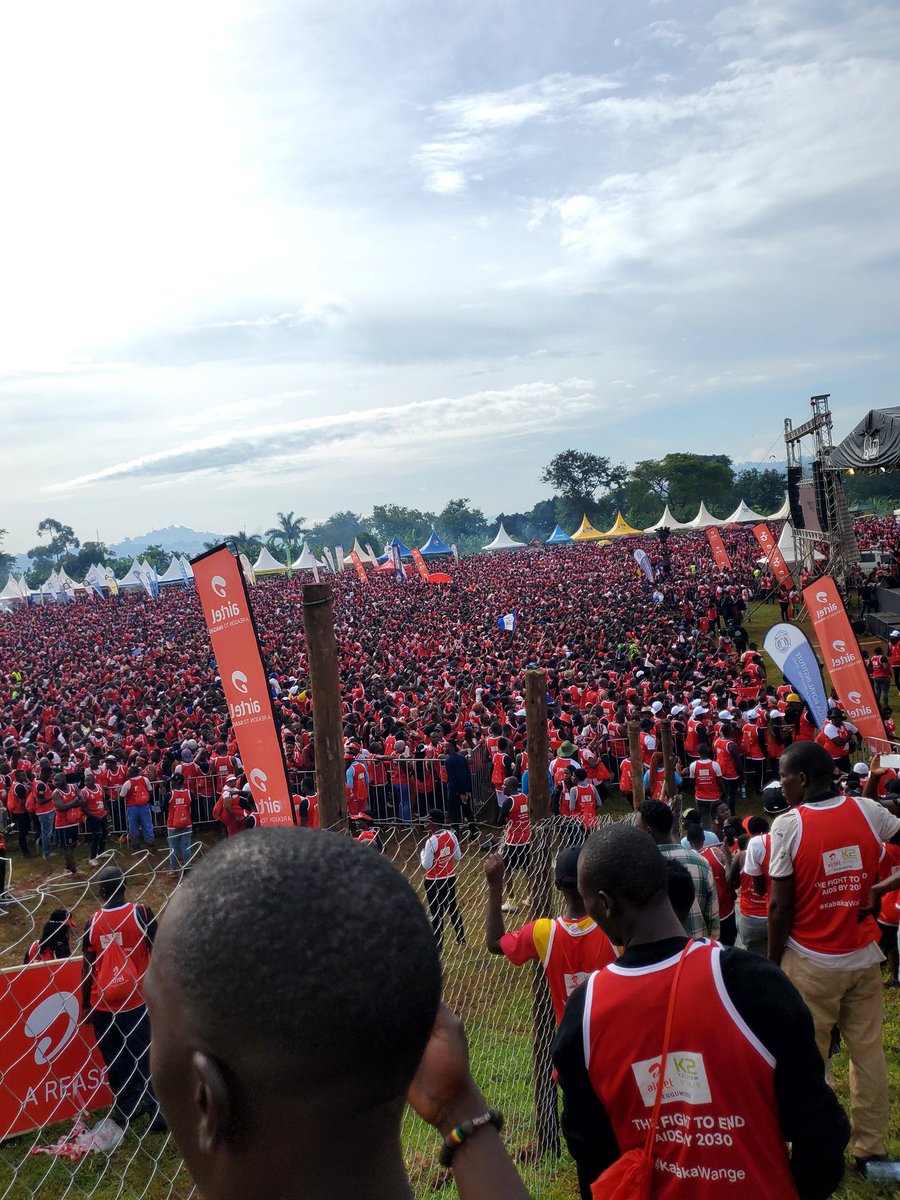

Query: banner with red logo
349 550 368 584
192 546 295 825
803 577 888 744
0 958 111 1139
707 528 732 572
411 547 431 582
752 523 794 589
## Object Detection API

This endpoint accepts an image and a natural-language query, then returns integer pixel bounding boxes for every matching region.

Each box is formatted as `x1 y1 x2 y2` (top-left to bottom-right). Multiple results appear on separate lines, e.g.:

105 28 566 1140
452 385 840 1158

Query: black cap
424 808 445 825
555 845 582 888
762 782 789 816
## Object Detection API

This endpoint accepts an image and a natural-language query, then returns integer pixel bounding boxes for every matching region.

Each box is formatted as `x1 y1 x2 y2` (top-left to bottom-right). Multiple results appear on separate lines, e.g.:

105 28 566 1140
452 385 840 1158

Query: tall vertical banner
411 547 431 582
349 550 368 584
192 546 295 825
752 523 794 589
633 548 654 582
707 528 732 572
803 577 888 744
334 545 345 573
763 623 829 729
390 543 403 582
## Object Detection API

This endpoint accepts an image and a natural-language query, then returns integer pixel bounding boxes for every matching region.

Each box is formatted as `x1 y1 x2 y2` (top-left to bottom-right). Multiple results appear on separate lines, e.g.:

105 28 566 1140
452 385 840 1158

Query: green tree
0 528 13 577
368 505 437 548
140 543 170 573
733 467 786 515
224 529 264 560
438 498 489 543
63 540 111 580
626 454 735 521
541 451 628 512
265 511 307 562
28 518 80 571
306 512 375 554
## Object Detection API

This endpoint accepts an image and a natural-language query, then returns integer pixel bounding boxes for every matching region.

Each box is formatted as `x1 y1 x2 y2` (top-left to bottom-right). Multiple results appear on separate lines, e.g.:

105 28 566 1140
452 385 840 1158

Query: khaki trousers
782 947 888 1157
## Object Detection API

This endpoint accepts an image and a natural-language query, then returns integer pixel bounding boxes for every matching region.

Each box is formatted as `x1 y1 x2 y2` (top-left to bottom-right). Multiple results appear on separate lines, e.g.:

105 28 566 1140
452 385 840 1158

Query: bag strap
642 940 694 1158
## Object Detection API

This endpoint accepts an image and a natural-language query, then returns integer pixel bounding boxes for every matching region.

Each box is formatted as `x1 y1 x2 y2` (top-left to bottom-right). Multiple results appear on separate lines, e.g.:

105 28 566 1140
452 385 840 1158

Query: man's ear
192 1052 233 1155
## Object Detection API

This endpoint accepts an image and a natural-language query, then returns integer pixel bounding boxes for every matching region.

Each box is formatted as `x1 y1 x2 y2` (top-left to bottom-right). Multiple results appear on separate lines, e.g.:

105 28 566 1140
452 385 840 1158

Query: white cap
651 701 663 714
670 705 684 716
853 762 870 776
891 630 900 639
694 706 708 716
718 710 732 721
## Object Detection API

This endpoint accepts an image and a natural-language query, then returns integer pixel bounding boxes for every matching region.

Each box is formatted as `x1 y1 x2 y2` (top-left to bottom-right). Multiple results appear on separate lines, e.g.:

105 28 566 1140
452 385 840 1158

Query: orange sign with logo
706 528 732 572
411 547 431 582
752 523 794 589
0 958 112 1139
192 546 295 826
349 550 368 584
803 577 887 745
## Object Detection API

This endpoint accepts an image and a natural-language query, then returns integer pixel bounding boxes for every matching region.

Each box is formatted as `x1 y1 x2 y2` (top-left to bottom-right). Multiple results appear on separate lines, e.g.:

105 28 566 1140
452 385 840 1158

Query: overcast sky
2 0 898 551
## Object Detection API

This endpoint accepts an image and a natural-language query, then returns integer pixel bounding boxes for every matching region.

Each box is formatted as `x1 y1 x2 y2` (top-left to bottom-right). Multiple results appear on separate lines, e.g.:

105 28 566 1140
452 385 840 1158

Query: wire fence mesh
0 810 621 1200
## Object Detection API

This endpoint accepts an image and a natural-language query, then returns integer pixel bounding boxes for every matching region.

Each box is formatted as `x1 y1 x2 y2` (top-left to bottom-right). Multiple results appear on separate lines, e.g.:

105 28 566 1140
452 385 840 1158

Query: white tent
643 505 692 533
159 557 188 584
684 502 725 530
722 499 767 525
117 558 145 588
756 522 824 566
342 538 378 566
483 523 527 552
252 546 289 575
767 493 791 521
179 555 194 579
0 576 26 605
291 542 327 573
57 566 84 591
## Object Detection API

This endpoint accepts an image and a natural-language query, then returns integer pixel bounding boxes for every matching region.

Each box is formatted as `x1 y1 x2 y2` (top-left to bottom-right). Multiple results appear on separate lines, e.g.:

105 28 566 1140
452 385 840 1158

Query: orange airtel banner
803 577 888 745
192 546 295 826
706 528 732 572
0 958 112 1139
411 547 431 582
349 550 368 584
752 523 794 589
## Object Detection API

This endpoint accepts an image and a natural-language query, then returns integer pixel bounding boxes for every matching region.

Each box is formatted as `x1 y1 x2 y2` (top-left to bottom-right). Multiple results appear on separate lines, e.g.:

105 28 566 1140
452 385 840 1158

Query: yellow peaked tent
571 514 605 541
600 511 643 538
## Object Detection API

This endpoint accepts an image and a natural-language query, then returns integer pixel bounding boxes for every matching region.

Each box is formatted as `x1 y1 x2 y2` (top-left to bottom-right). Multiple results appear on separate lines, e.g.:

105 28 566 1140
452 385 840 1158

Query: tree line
3 452 899 585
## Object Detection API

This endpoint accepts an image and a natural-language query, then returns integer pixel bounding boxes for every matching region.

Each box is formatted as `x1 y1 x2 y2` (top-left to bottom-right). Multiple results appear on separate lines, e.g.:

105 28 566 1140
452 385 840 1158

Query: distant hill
109 526 223 556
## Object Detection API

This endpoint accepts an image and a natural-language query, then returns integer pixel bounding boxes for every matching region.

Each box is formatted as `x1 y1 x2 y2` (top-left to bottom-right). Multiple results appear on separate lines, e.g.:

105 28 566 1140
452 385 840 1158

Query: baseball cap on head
762 781 789 816
891 631 900 640
853 762 870 776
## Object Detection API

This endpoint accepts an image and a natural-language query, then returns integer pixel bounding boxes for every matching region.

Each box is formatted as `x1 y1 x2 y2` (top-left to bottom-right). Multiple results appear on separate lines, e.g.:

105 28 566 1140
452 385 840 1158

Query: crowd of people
2 518 900 1194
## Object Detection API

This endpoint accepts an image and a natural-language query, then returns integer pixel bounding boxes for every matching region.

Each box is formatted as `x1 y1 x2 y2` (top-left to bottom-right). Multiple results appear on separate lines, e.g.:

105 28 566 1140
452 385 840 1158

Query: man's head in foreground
145 828 442 1200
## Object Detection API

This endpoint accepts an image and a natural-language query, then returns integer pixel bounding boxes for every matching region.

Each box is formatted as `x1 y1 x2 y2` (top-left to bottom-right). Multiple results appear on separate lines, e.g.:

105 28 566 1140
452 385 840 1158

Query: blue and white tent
387 536 414 559
419 531 452 557
545 525 572 545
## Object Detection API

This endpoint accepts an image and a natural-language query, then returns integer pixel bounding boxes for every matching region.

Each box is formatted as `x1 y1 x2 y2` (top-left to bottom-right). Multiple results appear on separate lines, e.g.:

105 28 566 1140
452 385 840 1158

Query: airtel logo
249 768 268 792
231 670 249 694
832 639 846 653
25 993 80 1064
815 591 829 604
848 690 862 704
211 575 228 598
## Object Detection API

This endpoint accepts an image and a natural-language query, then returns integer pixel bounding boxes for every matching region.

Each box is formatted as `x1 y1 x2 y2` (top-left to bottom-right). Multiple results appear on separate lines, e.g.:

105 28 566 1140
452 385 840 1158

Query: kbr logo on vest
632 1051 712 1107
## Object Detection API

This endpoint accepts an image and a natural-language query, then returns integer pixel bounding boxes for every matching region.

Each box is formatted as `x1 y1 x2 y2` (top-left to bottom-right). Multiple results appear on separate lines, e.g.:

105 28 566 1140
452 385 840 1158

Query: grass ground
2 598 899 1197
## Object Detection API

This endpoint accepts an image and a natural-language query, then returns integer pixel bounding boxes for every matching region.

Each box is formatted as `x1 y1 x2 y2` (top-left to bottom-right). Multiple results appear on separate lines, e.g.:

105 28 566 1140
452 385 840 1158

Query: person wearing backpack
81 866 165 1132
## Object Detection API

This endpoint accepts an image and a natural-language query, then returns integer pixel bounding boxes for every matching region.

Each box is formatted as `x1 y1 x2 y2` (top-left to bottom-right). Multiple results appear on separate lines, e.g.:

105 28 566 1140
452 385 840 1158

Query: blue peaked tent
419 530 452 557
545 524 572 545
388 536 413 558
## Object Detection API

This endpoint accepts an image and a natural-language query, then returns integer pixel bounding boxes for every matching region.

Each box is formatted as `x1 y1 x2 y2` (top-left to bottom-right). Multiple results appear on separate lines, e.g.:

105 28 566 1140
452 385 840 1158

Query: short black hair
666 860 695 923
580 823 667 908
746 815 769 835
638 799 675 836
780 740 834 788
164 828 441 1105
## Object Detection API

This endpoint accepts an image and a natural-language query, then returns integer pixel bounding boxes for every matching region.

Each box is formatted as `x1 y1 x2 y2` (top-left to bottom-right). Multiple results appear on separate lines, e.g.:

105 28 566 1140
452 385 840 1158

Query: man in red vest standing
769 741 900 1176
553 823 849 1199
82 866 165 1132
420 810 465 953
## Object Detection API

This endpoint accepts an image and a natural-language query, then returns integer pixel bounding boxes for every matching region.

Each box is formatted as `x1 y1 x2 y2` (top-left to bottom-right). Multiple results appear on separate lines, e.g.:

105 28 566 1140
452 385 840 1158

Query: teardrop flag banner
803 577 887 745
411 547 431 582
192 545 295 826
349 550 368 584
763 623 828 729
707 528 732 572
752 523 794 590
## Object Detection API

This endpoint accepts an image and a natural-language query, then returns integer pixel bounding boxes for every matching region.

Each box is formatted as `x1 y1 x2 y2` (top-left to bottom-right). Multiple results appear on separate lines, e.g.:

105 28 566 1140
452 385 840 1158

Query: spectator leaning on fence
144 828 530 1200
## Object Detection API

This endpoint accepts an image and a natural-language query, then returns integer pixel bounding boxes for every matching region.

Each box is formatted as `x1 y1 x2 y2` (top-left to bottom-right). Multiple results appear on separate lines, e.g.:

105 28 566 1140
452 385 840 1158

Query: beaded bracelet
439 1108 505 1167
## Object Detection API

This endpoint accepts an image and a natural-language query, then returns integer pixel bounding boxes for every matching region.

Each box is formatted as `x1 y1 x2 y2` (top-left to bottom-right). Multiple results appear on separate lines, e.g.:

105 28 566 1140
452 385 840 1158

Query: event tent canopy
643 505 692 533
0 576 26 604
684 502 724 530
180 556 194 579
545 525 572 545
419 531 453 556
482 523 526 552
830 407 900 470
158 557 189 584
252 546 289 575
722 500 767 525
342 538 378 566
571 514 605 541
767 493 791 521
756 522 824 566
291 542 326 572
600 511 643 538
386 536 413 559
